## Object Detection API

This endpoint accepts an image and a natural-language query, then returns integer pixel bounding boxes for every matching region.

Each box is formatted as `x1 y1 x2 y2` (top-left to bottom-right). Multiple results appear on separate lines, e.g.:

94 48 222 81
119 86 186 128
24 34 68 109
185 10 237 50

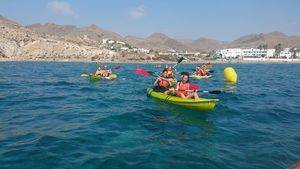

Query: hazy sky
0 0 299 41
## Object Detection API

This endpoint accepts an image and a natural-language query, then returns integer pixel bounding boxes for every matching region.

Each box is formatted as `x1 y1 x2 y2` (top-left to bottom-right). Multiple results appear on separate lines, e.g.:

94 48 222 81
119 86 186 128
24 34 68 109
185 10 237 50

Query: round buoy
224 67 238 83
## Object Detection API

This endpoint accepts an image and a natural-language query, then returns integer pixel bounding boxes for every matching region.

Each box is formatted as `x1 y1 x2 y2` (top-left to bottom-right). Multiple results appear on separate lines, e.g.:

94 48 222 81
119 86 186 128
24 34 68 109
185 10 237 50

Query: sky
0 0 300 41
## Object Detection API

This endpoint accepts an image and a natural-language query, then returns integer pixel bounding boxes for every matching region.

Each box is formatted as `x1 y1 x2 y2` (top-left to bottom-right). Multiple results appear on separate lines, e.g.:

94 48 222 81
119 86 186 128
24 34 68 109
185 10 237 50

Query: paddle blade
114 66 121 70
177 57 184 64
209 90 221 94
135 68 151 76
80 73 90 77
189 84 200 91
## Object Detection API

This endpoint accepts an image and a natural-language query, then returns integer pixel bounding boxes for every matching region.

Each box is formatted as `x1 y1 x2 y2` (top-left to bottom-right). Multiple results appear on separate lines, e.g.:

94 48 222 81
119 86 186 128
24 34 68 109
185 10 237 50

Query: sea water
0 62 299 169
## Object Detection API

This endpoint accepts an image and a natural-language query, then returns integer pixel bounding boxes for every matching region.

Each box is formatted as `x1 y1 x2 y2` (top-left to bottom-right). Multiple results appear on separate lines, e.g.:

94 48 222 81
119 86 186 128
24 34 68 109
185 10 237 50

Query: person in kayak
175 73 199 99
195 67 209 76
153 69 174 94
101 66 111 77
165 66 175 78
94 66 103 76
94 66 111 77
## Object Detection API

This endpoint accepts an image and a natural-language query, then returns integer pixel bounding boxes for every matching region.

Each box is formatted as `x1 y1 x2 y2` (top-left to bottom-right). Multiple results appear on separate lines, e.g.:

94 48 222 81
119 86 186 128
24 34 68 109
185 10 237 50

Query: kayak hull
147 88 218 111
191 74 212 79
89 74 117 81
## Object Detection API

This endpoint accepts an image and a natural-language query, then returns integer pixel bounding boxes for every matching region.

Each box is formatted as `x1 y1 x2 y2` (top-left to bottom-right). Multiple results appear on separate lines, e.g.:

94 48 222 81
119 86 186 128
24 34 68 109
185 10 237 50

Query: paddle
135 68 156 76
135 57 184 77
114 66 121 70
189 84 222 94
80 73 92 77
173 56 184 68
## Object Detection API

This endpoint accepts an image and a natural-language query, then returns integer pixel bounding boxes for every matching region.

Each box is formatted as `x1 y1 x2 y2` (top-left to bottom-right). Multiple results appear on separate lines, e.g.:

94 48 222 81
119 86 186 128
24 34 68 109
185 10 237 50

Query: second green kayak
87 74 118 81
147 88 218 111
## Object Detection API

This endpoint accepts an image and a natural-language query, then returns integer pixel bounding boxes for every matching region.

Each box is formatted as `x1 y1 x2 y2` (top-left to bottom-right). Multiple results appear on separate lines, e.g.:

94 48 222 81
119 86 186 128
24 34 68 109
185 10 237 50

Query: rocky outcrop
0 15 118 61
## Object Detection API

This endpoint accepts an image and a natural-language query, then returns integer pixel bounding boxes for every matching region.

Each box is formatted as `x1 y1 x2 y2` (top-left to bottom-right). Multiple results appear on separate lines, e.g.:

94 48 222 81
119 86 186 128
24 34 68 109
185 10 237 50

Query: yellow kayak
147 88 218 111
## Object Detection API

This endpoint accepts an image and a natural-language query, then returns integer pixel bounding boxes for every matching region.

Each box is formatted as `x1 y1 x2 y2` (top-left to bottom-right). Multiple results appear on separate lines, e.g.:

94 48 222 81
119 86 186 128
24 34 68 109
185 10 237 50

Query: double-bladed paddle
189 84 222 94
135 57 184 76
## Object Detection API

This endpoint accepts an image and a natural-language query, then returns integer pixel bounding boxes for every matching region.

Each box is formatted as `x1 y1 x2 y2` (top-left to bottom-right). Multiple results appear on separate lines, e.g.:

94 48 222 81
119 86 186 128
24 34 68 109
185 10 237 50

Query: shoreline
1 58 300 64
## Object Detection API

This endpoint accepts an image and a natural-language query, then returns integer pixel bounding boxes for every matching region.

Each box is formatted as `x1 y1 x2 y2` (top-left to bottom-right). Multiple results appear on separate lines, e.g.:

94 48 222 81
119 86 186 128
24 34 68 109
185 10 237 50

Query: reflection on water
224 82 238 92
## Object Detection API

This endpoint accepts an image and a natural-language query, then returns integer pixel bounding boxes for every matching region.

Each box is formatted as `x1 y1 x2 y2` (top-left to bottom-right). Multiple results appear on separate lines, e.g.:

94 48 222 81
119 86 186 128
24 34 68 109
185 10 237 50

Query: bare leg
179 93 187 98
164 90 170 95
193 92 199 99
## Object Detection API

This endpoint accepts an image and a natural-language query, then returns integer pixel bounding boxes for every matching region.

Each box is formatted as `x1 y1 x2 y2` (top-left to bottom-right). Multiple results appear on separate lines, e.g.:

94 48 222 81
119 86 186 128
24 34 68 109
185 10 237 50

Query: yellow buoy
224 67 238 83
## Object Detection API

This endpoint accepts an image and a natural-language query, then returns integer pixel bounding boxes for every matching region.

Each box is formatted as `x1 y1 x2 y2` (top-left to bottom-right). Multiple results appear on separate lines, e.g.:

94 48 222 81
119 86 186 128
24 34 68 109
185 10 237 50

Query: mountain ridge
2 15 300 53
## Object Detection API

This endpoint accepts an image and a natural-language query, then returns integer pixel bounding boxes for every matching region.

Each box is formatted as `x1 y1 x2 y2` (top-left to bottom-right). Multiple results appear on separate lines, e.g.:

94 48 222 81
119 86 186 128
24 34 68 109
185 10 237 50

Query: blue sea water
0 62 299 169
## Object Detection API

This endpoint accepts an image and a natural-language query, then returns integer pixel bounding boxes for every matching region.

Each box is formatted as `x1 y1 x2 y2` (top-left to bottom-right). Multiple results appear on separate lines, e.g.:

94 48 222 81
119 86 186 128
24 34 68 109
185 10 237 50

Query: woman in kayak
175 73 199 99
153 69 173 94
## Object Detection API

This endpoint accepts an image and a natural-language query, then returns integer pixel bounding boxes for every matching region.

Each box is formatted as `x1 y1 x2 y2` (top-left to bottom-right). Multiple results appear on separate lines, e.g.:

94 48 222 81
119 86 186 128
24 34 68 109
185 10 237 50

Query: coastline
1 58 300 64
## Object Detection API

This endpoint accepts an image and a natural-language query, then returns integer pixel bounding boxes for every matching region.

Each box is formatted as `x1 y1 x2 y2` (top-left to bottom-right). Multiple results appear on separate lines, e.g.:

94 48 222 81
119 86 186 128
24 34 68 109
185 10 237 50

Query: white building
102 39 109 44
215 48 242 58
120 47 129 51
116 41 126 45
279 48 292 58
216 48 275 58
132 48 150 53
242 48 275 58
266 49 276 57
108 40 115 44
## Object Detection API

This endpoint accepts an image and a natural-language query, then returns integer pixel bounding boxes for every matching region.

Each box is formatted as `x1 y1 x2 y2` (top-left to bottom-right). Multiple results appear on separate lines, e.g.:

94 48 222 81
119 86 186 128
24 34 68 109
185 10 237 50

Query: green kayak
147 88 218 111
82 74 118 81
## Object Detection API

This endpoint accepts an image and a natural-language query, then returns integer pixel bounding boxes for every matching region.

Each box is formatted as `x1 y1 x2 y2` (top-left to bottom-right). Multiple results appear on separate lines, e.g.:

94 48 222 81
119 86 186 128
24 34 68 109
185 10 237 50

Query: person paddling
195 66 209 76
153 69 173 94
101 66 111 77
94 65 111 77
165 65 175 78
175 73 199 99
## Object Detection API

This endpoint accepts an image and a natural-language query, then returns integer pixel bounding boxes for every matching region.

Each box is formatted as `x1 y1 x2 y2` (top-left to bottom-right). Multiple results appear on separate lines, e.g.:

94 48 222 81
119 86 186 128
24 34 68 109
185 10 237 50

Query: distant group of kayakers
81 61 214 100
80 58 238 111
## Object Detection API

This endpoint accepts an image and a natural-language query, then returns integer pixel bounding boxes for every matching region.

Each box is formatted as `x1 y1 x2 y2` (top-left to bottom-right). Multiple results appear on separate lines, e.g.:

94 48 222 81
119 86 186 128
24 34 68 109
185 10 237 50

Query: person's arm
153 78 160 86
175 82 179 90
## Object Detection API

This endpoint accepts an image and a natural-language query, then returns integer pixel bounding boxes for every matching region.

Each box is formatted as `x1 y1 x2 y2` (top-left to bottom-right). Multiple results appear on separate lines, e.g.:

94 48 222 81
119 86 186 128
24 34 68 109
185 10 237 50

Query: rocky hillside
1 15 300 61
225 32 300 49
24 17 300 52
26 23 123 46
0 15 118 60
125 33 188 51
127 32 300 52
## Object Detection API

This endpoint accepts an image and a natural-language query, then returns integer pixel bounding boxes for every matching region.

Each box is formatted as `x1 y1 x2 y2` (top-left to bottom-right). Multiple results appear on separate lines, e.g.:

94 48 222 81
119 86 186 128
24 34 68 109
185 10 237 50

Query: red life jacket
197 69 207 76
102 70 109 77
158 78 170 88
178 82 189 91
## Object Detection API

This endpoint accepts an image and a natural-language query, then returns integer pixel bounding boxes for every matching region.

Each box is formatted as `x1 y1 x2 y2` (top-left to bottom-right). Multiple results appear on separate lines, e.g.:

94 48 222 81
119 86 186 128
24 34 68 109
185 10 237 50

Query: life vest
158 78 170 88
178 82 189 91
102 70 110 77
197 69 207 76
